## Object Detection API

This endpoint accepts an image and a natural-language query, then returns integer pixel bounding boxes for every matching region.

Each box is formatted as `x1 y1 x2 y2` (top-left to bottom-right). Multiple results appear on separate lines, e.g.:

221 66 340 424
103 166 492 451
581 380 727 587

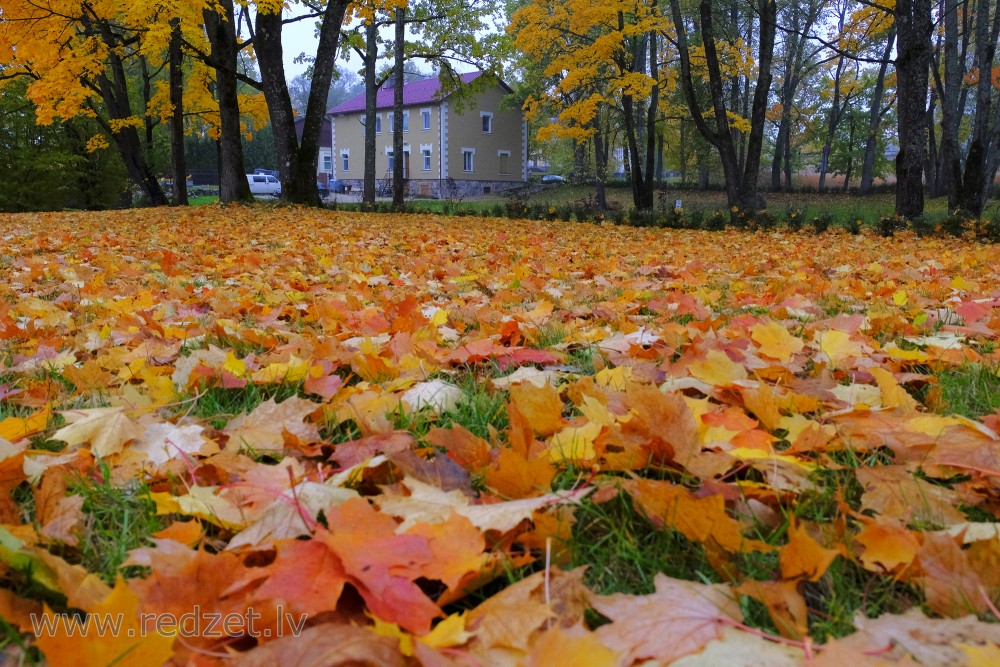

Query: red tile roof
328 72 483 115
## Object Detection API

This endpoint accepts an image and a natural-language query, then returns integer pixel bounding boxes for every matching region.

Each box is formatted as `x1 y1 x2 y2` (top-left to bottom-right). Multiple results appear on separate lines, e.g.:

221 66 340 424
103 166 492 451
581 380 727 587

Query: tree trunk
893 0 932 218
594 121 609 209
938 0 962 204
255 11 300 197
169 19 188 206
843 113 856 191
656 132 664 184
771 115 788 190
392 8 406 208
140 56 155 154
255 1 348 207
670 0 773 216
363 20 378 206
859 29 895 195
203 0 252 204
737 0 775 211
642 30 659 208
926 91 939 196
955 0 1000 216
94 61 167 206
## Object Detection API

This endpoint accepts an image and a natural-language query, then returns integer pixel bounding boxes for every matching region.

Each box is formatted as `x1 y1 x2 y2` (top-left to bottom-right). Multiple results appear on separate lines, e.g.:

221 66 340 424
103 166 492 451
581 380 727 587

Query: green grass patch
188 195 219 206
569 493 719 597
70 464 166 584
803 557 922 642
391 372 510 442
186 382 306 430
935 363 1000 419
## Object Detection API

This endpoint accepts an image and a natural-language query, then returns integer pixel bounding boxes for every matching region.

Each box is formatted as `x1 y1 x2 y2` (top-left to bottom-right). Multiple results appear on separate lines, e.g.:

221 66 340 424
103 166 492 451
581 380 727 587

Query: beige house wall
445 86 523 182
332 106 443 181
330 82 524 188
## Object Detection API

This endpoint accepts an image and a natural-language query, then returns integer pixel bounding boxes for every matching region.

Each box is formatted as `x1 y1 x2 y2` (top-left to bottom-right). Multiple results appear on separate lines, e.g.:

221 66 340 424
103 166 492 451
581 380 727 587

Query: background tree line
511 0 1000 220
1 0 997 218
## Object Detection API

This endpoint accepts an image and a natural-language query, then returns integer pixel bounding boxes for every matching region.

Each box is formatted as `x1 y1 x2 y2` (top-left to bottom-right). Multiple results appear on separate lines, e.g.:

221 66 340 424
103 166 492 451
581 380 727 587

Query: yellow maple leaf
688 349 748 387
751 322 804 361
52 407 143 457
34 577 174 667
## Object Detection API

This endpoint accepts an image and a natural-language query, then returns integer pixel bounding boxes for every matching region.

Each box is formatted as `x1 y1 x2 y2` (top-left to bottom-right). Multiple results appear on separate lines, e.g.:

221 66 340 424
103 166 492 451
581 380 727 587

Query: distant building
327 72 526 198
294 117 334 186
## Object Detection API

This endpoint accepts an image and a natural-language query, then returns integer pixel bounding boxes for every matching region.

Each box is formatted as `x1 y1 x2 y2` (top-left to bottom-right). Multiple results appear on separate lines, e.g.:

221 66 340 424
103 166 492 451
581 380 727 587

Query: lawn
1 207 999 665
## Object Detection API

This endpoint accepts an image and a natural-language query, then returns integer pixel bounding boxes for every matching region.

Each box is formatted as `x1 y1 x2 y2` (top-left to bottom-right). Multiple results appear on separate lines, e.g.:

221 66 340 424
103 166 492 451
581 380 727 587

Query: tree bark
255 0 350 207
955 0 1000 216
363 20 378 206
203 0 253 204
169 18 188 206
392 8 406 208
893 0 932 218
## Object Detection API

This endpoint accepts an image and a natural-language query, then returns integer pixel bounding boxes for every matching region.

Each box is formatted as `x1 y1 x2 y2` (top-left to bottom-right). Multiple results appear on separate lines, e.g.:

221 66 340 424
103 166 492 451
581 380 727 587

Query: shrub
845 213 862 235
811 212 832 234
878 213 902 237
705 210 727 231
786 207 803 232
752 210 778 230
941 213 969 238
504 196 528 219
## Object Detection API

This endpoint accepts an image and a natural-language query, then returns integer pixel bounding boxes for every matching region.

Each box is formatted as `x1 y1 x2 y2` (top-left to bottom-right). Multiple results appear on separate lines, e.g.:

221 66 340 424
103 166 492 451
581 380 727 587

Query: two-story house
327 72 526 198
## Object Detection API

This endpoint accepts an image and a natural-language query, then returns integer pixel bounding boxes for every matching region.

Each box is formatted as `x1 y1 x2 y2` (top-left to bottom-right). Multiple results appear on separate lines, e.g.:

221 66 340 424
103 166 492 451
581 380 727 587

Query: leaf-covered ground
1 207 1000 666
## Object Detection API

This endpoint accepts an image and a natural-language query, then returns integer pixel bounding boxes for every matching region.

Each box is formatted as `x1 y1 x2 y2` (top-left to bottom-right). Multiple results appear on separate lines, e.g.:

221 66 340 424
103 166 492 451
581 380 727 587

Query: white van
247 173 281 196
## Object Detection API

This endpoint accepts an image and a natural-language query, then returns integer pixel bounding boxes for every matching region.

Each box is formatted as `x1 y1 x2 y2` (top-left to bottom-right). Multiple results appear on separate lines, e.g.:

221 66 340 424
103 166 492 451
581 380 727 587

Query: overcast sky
280 19 321 81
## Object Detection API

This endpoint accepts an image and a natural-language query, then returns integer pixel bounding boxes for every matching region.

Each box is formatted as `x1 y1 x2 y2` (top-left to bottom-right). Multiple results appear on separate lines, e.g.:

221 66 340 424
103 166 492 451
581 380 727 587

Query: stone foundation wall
336 179 523 199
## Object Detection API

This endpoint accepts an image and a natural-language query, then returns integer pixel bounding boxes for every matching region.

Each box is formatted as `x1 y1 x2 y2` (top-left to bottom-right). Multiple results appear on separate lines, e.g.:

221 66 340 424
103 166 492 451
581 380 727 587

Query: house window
402 111 409 132
341 151 349 172
422 148 431 171
498 150 510 175
323 154 332 172
462 148 475 173
387 150 394 172
481 112 493 134
375 114 382 134
421 109 431 130
389 114 394 133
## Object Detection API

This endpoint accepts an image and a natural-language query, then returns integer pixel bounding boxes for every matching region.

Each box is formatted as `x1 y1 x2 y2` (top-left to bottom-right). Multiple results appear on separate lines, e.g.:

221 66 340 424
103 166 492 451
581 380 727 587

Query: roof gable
328 72 494 115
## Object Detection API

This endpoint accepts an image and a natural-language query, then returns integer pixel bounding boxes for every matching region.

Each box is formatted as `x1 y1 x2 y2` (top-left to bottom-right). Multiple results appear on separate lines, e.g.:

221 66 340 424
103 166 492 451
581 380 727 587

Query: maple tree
1 204 1000 664
511 0 671 209
0 0 275 205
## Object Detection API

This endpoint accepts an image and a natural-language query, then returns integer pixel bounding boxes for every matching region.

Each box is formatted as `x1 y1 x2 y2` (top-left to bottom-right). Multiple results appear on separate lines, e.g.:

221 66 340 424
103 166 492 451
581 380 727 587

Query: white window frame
341 150 350 172
374 114 382 134
421 108 431 131
402 111 409 133
322 154 332 172
498 149 511 175
421 145 432 171
480 111 493 134
462 148 475 173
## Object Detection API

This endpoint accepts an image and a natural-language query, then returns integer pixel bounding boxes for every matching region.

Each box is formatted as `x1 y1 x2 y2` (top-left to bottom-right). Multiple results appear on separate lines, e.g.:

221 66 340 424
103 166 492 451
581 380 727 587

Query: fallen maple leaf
590 573 743 665
52 407 143 457
34 578 174 667
779 523 842 582
223 396 322 454
235 623 406 666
